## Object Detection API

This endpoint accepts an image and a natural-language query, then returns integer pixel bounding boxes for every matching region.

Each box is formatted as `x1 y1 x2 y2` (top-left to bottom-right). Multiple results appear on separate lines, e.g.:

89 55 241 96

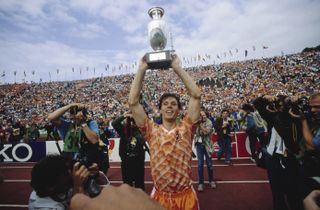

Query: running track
0 159 272 210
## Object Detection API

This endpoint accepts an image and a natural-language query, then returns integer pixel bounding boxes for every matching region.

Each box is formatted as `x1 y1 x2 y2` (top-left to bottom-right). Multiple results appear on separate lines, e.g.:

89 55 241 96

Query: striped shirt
139 115 194 192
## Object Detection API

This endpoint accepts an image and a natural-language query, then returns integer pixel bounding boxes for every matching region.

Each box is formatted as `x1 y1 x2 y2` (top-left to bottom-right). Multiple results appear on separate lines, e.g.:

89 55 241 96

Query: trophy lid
148 7 164 19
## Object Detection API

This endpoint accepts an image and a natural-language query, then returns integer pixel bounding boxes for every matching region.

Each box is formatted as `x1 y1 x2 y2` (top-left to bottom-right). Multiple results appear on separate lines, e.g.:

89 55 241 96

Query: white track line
0 204 28 208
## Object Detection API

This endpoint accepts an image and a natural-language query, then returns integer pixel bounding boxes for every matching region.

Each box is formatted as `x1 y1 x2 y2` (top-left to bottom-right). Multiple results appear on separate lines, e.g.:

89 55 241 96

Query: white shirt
267 127 286 156
28 191 67 210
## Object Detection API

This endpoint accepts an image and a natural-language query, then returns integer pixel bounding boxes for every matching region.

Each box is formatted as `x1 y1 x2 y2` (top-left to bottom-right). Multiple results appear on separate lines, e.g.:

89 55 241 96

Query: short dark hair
242 104 254 112
30 155 70 197
221 109 229 114
70 106 88 118
158 93 182 110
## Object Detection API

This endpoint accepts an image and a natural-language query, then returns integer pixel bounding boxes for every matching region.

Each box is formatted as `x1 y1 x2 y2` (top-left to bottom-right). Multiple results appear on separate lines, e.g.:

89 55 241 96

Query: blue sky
0 0 320 84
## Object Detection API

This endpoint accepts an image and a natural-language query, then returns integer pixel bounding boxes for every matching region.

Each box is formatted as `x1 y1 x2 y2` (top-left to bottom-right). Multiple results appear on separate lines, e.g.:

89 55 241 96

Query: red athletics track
0 159 272 210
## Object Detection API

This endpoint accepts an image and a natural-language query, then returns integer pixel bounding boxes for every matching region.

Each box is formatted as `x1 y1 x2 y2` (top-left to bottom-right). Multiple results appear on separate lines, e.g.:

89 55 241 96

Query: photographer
48 103 105 172
253 95 303 210
112 111 146 190
29 154 97 210
289 93 320 200
214 109 233 165
194 110 216 192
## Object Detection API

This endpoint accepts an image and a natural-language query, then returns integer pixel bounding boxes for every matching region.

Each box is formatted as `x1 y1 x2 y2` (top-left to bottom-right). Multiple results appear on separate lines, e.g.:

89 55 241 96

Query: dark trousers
247 131 257 158
121 155 145 190
217 137 232 162
265 152 303 210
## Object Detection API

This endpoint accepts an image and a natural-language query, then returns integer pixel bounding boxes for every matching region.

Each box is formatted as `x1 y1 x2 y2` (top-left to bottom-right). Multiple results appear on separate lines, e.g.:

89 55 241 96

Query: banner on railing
0 132 253 162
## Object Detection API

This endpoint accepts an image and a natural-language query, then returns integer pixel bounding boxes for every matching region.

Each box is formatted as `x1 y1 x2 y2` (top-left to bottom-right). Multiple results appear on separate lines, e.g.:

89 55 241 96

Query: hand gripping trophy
146 7 173 69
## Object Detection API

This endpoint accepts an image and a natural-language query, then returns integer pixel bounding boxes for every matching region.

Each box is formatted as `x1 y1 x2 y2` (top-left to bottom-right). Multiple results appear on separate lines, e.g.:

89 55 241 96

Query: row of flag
1 45 269 81
182 45 269 65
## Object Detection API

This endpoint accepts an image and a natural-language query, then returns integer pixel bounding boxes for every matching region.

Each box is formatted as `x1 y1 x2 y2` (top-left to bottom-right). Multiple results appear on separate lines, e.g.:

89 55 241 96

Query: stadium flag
32 70 35 75
217 54 220 59
24 71 26 77
224 52 226 57
198 54 201 61
1 71 5 77
40 78 43 82
235 48 239 53
80 68 82 75
229 50 233 56
94 67 96 74
56 69 59 74
14 71 17 76
72 67 74 72
263 45 268 49
245 50 248 57
252 46 256 51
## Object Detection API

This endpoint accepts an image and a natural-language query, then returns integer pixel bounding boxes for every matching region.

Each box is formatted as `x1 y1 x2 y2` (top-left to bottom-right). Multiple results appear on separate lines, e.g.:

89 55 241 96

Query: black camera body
289 96 310 115
73 153 101 198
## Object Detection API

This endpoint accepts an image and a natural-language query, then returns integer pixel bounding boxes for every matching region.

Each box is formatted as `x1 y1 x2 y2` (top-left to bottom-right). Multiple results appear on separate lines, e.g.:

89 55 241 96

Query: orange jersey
139 115 194 192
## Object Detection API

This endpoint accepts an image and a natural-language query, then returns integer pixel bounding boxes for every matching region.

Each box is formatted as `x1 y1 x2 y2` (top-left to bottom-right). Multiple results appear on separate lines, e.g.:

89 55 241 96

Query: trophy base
146 50 172 69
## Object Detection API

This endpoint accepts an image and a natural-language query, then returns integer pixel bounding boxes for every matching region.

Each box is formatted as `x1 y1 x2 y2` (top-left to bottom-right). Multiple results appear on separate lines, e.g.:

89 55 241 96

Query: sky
0 0 319 84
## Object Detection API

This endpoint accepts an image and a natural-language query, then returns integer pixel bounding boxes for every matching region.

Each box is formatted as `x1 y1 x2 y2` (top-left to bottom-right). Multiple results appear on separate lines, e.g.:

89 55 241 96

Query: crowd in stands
0 51 319 142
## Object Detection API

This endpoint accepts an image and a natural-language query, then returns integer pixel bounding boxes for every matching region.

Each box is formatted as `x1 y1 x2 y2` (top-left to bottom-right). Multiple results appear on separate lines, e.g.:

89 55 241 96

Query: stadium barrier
0 132 253 162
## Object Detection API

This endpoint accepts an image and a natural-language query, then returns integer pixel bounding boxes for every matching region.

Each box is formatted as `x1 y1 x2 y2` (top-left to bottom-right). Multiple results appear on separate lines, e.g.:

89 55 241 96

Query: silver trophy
146 7 172 69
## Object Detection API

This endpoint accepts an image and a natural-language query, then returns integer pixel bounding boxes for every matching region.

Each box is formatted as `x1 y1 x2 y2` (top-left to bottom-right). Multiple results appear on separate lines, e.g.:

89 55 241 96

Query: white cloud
0 0 320 83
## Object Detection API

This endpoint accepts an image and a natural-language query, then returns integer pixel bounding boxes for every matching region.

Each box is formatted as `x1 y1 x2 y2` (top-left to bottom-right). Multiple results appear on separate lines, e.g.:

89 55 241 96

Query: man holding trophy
128 7 201 210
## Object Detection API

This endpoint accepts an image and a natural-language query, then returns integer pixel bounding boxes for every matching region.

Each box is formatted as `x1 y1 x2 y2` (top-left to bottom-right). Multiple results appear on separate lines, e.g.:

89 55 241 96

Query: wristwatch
81 123 87 128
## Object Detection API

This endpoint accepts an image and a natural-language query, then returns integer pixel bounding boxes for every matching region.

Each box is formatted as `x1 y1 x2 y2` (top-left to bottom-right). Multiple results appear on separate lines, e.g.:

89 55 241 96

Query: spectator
194 110 216 192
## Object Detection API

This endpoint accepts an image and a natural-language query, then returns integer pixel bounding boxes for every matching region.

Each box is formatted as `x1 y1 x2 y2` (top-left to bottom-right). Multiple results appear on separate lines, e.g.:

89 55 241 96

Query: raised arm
171 55 201 123
128 57 149 127
48 103 83 125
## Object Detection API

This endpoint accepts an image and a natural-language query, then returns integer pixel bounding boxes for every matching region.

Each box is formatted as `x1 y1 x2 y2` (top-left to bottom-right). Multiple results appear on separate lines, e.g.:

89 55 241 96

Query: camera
268 100 282 111
289 96 310 115
73 154 102 198
70 106 88 117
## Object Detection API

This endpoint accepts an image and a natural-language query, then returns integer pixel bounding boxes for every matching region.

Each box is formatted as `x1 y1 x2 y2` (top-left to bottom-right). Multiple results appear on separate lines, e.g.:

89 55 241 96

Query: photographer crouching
29 154 99 209
253 95 304 210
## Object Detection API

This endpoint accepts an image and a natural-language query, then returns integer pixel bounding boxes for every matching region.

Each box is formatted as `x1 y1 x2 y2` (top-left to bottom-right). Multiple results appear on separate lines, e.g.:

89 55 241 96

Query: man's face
310 96 320 120
72 111 85 124
222 111 229 119
160 97 180 122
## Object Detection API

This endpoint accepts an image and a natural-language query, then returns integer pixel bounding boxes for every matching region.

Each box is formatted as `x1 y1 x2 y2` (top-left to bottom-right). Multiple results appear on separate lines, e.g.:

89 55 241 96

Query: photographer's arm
128 57 148 127
301 119 316 149
72 162 90 195
200 121 213 135
171 55 201 123
82 121 99 144
48 103 83 125
111 116 125 133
